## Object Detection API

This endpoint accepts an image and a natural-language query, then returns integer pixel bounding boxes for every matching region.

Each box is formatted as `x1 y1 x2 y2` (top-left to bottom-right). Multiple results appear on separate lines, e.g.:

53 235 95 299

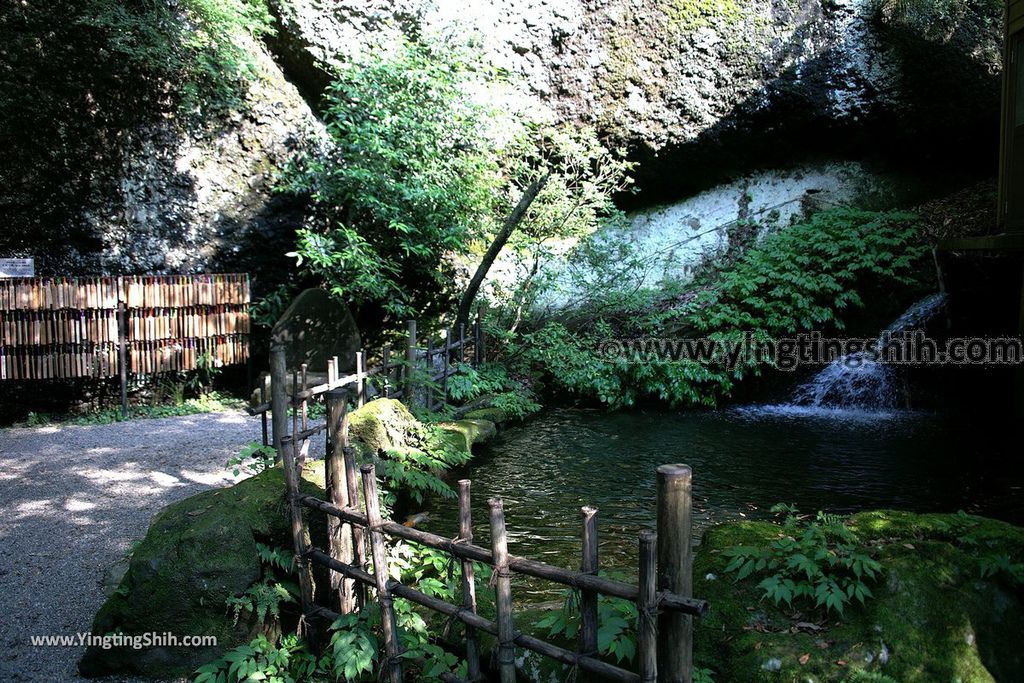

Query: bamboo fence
0 274 250 382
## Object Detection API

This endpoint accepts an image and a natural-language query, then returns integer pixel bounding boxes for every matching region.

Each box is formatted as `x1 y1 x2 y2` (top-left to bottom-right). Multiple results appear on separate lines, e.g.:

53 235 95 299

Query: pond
427 405 1024 586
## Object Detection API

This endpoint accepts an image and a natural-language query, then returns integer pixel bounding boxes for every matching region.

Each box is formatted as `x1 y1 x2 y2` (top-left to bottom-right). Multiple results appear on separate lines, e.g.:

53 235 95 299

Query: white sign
0 258 35 278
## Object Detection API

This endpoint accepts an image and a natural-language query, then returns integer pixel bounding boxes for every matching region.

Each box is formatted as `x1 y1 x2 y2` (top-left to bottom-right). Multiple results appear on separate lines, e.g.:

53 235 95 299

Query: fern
224 579 295 626
722 506 882 616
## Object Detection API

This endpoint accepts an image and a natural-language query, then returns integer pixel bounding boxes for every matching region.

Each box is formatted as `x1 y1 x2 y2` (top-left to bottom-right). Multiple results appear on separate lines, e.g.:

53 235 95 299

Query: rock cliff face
270 0 1003 201
0 0 1003 277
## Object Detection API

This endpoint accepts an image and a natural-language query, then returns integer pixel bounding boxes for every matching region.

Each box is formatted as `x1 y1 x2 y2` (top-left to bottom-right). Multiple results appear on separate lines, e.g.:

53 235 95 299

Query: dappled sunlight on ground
0 410 320 682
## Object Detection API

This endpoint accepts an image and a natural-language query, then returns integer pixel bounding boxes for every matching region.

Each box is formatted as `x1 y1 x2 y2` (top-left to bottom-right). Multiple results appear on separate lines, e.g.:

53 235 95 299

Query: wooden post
271 342 316 645
269 346 288 455
326 389 354 613
458 323 466 364
360 464 403 683
489 497 516 683
656 464 693 683
473 310 481 366
344 446 366 608
458 480 482 681
259 372 269 447
117 301 128 418
476 305 486 363
426 337 434 411
580 506 599 665
638 530 658 683
300 363 309 432
355 350 366 408
442 329 450 409
382 344 392 398
405 319 417 404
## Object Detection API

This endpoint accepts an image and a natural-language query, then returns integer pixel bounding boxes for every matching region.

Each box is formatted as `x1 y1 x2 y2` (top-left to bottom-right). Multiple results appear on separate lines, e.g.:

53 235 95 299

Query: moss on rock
694 510 1024 682
348 398 421 454
78 463 326 679
348 398 497 457
435 418 497 454
464 407 510 424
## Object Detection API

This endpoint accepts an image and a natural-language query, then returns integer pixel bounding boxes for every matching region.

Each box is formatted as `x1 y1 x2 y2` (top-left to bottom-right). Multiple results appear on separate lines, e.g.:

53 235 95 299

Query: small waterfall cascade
793 293 948 410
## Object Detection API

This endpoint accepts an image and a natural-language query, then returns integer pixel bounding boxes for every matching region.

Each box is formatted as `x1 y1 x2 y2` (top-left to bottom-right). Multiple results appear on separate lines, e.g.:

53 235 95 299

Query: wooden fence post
489 497 516 683
355 350 366 408
405 319 417 404
325 388 354 613
458 480 482 681
382 344 392 398
426 338 434 411
458 323 466 365
442 329 451 409
360 464 403 683
269 346 288 454
344 446 366 608
656 464 693 683
580 505 599 667
259 372 269 447
270 343 316 645
638 530 658 683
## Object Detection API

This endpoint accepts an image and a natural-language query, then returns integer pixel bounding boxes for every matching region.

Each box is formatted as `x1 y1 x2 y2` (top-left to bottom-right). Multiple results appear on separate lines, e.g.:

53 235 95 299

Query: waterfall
792 293 948 410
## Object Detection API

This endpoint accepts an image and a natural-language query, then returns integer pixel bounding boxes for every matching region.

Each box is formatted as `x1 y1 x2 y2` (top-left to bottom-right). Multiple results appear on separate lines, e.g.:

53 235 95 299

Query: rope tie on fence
488 565 512 588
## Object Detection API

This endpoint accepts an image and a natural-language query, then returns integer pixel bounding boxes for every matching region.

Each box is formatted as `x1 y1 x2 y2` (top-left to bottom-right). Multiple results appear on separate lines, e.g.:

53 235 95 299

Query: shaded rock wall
0 0 1002 278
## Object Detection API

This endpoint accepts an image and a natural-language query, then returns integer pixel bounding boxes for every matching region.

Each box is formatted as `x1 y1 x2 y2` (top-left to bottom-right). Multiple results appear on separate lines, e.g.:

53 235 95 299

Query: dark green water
426 405 1024 580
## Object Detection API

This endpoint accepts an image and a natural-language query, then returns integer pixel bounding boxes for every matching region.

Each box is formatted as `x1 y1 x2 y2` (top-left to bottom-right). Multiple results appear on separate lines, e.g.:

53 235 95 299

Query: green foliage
445 362 541 419
9 391 245 429
325 610 379 681
193 633 318 683
80 0 273 115
722 505 882 617
224 541 297 627
255 542 294 574
535 576 639 664
227 442 278 478
499 208 928 408
251 284 299 329
224 579 295 627
284 36 500 319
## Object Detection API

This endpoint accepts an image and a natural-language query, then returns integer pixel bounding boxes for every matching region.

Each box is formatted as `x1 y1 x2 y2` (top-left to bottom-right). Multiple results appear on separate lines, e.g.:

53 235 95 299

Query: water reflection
427 406 1024 579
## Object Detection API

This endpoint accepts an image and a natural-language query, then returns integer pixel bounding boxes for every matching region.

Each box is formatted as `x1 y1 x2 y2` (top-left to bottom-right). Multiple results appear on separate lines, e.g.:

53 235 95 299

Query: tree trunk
455 173 550 331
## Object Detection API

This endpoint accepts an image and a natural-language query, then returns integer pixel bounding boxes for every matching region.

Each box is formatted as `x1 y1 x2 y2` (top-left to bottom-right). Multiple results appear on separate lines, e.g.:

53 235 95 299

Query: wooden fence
248 314 485 446
0 274 250 413
264 318 709 683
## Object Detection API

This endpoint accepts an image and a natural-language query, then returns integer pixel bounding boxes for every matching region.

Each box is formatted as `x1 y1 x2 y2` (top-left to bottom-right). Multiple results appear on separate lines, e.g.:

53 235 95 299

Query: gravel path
0 410 322 683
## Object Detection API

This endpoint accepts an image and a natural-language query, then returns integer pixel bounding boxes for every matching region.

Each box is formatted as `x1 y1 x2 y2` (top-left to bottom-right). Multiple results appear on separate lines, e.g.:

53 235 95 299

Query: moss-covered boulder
435 418 497 454
78 464 326 679
694 511 1024 682
464 407 510 424
348 398 422 455
348 399 497 457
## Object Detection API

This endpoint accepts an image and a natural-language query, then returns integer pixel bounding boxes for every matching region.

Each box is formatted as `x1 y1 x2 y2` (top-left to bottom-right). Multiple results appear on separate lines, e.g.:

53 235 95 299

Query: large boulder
79 399 497 678
78 464 326 679
694 510 1024 682
348 398 499 457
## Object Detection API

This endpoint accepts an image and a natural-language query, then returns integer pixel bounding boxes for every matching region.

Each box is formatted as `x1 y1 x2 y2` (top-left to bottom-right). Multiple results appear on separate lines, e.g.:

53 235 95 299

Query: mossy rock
694 510 1024 682
464 407 509 424
348 398 421 454
348 399 496 457
78 463 326 679
435 418 497 454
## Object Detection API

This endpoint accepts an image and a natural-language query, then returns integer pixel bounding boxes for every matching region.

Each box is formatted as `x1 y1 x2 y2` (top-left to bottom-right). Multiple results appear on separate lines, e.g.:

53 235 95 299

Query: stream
428 405 1024 587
